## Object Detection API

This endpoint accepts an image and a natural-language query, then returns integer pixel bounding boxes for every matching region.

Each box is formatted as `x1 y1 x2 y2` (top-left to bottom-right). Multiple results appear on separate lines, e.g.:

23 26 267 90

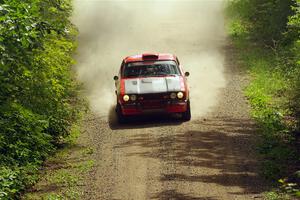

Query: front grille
141 102 165 109
138 93 169 101
135 93 169 109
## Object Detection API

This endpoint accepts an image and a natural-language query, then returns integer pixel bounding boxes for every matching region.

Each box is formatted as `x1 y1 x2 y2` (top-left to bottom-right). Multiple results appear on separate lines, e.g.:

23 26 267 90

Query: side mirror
184 72 190 77
113 76 119 81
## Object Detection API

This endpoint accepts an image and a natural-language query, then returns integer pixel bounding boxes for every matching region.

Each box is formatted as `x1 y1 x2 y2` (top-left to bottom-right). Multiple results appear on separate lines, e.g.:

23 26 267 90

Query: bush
0 103 52 166
227 0 296 45
227 0 300 197
0 0 82 199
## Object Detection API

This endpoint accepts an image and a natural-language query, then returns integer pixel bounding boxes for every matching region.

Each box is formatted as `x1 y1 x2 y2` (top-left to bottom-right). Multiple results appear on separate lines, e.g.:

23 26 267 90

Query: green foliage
0 164 39 200
242 47 297 181
287 0 300 131
227 0 296 46
23 134 94 200
0 0 82 199
264 191 290 200
0 103 52 166
227 0 300 198
48 169 79 187
279 177 300 197
0 167 24 199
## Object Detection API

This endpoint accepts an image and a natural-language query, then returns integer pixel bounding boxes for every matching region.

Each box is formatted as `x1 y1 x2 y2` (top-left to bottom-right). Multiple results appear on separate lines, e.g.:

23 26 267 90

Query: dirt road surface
72 1 267 199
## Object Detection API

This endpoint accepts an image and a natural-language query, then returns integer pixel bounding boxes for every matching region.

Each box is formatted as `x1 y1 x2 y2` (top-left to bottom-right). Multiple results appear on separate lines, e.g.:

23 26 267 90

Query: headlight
170 92 177 99
177 92 184 99
123 95 130 102
130 95 137 101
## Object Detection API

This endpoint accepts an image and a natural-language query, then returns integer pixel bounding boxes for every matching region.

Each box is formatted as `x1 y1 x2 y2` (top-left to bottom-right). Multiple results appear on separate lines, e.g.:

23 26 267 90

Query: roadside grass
22 124 95 200
264 191 291 200
227 16 299 199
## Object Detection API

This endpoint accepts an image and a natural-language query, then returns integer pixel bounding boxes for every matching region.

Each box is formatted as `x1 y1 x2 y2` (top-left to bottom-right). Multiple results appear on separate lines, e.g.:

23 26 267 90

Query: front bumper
121 100 188 116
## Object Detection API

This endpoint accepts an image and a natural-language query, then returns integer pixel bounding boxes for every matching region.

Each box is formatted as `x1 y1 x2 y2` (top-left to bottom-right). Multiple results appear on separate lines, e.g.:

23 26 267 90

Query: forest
227 0 300 198
0 0 83 199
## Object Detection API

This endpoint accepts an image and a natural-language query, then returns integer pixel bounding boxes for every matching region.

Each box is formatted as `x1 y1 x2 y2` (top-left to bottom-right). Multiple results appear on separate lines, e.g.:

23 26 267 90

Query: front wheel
182 100 191 121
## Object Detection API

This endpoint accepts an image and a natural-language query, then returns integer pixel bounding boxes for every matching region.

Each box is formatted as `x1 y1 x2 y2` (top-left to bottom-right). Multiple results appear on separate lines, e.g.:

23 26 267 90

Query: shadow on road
151 190 217 200
115 117 268 199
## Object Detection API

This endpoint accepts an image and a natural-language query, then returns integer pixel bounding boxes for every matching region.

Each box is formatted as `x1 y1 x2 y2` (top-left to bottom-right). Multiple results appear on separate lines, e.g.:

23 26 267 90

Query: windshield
123 60 180 78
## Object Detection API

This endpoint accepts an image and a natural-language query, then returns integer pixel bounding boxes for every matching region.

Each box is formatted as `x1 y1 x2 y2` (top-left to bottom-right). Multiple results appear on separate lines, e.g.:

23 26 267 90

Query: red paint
120 79 125 95
166 103 187 113
122 108 141 115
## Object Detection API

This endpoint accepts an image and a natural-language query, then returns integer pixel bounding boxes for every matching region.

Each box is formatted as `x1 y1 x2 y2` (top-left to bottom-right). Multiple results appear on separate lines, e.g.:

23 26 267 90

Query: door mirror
113 76 119 81
184 72 190 77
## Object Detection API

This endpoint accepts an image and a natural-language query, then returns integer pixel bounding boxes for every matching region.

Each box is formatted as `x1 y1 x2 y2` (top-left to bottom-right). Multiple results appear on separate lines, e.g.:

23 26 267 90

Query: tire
116 104 126 124
182 100 191 121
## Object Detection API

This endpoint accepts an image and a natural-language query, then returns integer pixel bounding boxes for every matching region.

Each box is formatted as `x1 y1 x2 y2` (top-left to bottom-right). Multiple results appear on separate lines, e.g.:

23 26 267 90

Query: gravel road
72 1 267 199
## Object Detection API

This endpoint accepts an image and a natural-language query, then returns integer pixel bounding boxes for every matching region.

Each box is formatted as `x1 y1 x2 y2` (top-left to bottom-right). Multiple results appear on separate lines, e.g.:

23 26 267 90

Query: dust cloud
72 0 227 118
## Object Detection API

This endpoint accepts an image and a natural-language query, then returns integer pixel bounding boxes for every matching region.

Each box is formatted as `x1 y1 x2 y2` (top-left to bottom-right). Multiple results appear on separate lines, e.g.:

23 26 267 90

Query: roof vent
142 53 159 60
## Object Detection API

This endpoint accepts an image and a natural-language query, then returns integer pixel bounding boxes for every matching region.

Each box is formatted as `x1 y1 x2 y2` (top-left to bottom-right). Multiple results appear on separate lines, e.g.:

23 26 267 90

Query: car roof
123 53 177 64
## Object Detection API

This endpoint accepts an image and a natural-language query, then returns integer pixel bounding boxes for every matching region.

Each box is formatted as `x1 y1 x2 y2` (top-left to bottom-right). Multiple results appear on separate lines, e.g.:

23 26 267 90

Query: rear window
122 60 180 78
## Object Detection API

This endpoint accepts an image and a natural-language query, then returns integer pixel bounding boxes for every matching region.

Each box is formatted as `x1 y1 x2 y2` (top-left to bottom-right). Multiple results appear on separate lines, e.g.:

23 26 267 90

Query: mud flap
116 104 127 124
182 100 191 121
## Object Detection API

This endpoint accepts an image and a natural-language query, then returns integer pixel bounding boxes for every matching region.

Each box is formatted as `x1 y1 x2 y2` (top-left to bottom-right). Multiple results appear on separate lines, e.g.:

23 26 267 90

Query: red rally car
113 53 191 123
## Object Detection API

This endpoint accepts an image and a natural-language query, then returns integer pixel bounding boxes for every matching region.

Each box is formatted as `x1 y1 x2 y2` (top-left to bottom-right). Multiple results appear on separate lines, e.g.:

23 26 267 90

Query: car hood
124 76 183 94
